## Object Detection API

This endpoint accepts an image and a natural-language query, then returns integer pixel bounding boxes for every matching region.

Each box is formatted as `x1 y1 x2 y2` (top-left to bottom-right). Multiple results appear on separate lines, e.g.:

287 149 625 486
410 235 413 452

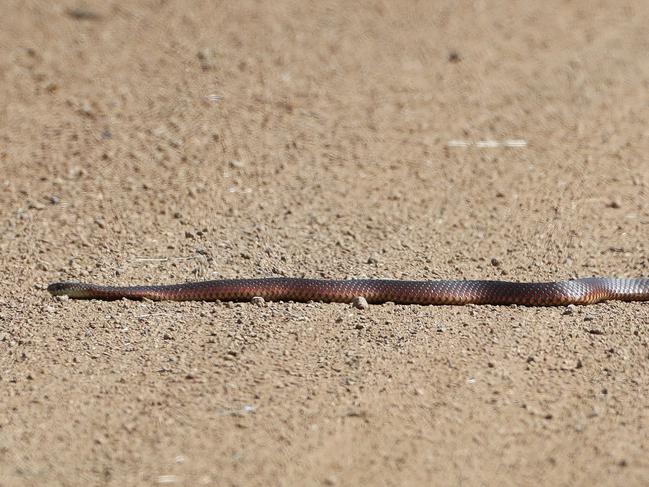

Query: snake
47 277 649 306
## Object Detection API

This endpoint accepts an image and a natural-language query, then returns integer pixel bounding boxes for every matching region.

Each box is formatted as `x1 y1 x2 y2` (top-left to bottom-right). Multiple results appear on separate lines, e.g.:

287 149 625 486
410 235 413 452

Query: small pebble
351 296 369 310
563 304 576 315
490 258 501 267
66 8 102 20
45 82 58 93
157 475 179 485
229 159 244 168
197 48 217 70
28 201 45 210
607 199 622 209
251 296 265 307
448 50 461 63
80 99 93 117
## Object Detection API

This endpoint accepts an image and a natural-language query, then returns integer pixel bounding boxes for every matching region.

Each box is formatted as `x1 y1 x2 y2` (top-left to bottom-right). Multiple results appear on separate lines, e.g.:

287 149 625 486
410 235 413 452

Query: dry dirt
2 1 649 486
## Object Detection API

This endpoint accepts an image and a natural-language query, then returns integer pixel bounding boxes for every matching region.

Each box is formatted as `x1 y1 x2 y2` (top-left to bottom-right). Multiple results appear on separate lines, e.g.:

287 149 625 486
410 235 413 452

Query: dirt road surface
2 1 649 485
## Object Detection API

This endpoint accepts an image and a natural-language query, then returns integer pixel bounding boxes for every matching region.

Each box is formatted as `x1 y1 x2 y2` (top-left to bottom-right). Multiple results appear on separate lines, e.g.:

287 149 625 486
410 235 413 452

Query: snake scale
48 277 649 306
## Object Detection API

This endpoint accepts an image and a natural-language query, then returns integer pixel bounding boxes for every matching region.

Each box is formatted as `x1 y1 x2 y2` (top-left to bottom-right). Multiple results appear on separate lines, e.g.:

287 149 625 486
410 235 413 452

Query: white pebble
351 296 369 310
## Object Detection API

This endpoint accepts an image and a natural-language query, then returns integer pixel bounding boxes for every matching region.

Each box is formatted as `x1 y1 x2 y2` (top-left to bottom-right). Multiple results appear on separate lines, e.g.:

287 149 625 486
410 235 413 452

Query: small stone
351 296 369 310
366 255 379 264
490 258 501 267
28 201 45 210
563 304 576 315
184 231 195 239
588 328 604 335
45 82 58 94
80 99 94 117
229 159 244 168
607 199 622 209
157 475 179 484
251 296 265 307
324 476 337 485
448 50 461 63
197 48 217 70
66 8 102 20
354 323 364 330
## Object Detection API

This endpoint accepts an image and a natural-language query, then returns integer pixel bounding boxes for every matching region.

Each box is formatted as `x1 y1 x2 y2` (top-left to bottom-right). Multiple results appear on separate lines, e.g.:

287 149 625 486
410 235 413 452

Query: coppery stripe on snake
47 277 649 306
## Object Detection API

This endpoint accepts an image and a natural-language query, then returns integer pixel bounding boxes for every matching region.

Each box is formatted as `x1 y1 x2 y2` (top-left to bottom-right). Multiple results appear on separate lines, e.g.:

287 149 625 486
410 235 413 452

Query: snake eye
47 282 76 295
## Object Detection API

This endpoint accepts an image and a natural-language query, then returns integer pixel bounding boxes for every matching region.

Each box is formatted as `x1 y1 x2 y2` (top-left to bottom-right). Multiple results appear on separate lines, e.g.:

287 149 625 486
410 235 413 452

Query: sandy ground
2 0 649 485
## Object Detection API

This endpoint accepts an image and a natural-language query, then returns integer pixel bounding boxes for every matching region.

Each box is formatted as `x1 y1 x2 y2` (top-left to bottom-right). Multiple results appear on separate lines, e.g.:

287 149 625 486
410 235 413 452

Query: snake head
47 282 80 296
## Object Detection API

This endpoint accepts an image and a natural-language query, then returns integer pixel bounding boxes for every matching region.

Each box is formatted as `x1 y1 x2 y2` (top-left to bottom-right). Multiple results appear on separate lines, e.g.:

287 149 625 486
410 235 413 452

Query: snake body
47 277 649 306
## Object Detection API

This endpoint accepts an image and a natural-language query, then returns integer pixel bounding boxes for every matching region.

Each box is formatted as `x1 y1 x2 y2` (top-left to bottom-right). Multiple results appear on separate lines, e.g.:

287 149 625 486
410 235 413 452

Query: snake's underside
47 277 649 306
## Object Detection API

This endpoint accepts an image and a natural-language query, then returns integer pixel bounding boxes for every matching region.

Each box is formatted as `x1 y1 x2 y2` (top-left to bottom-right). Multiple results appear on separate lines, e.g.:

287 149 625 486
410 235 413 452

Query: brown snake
47 277 649 306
